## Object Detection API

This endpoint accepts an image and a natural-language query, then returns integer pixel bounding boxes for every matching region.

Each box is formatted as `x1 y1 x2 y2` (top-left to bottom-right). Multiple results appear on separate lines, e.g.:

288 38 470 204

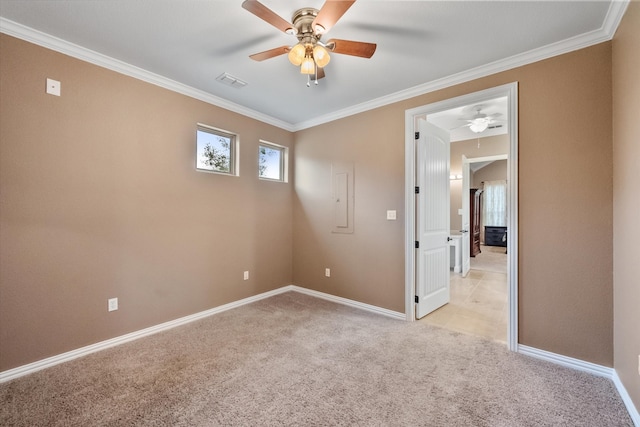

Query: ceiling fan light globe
288 44 305 66
300 57 315 74
313 45 330 68
469 120 489 133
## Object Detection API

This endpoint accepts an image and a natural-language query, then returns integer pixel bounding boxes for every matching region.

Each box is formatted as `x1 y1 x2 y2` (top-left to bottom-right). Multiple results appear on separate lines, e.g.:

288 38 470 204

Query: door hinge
415 131 420 140
415 186 419 194
415 295 419 303
415 241 419 249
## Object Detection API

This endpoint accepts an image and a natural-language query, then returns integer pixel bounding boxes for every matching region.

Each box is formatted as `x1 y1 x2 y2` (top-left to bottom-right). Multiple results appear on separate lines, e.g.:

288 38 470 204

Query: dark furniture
470 189 483 257
485 226 507 247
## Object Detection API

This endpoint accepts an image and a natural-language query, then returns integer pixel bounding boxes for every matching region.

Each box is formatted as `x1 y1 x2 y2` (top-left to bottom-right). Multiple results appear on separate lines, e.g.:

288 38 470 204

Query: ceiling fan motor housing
291 8 323 45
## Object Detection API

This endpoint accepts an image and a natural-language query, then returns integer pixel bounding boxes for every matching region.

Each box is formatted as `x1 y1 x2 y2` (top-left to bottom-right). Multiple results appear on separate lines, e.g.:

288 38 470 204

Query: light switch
46 78 61 96
386 210 397 220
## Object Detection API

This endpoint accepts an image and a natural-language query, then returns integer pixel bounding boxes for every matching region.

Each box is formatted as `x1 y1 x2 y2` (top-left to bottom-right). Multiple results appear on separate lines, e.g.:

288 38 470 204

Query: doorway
403 83 518 351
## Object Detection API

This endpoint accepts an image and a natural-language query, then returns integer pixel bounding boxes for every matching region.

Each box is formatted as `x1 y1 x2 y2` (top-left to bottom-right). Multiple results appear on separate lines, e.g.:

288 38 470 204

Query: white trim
0 286 292 383
0 285 403 383
613 371 640 427
518 345 613 377
289 285 406 320
293 0 629 131
1 1 630 133
404 83 519 352
466 154 508 164
605 0 632 38
519 345 640 426
0 18 295 132
1 285 636 425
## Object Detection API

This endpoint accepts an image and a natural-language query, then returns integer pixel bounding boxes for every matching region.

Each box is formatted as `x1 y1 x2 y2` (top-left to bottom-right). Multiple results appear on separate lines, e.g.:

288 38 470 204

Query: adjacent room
1 1 638 425
422 99 510 343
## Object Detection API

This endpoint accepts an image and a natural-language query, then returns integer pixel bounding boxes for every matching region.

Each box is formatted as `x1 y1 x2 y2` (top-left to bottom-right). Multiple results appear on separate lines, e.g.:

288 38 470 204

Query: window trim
195 123 239 176
258 140 288 183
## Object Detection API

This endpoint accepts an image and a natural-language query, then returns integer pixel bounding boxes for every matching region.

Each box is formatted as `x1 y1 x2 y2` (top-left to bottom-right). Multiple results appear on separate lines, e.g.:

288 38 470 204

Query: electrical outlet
46 78 61 96
108 298 118 312
386 210 397 220
325 268 331 277
243 271 249 280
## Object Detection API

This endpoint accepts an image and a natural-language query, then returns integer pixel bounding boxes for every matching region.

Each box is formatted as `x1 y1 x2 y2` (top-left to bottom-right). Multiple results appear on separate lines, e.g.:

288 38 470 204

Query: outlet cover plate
108 298 118 312
46 78 61 96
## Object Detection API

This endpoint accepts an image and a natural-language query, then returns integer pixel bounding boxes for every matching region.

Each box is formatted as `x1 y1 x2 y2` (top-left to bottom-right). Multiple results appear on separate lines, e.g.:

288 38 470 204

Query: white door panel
416 120 450 319
461 156 471 276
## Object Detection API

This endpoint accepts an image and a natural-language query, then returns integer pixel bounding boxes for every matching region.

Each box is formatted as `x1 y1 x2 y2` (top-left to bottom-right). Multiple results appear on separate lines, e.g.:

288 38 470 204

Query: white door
461 156 471 276
415 119 450 319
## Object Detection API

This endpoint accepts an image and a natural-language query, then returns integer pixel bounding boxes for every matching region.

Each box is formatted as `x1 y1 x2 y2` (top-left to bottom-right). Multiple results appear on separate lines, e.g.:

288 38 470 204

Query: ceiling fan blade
316 67 326 80
249 46 290 61
242 0 294 34
313 1 355 34
326 39 377 58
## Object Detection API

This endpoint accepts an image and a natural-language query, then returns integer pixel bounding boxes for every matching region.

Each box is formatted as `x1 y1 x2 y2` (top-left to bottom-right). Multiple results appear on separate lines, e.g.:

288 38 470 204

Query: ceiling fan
458 105 504 133
242 0 376 86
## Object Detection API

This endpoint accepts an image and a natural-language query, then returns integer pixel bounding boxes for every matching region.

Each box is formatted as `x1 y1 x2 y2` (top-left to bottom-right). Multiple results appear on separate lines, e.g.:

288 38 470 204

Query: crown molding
1 1 629 133
292 0 630 131
0 18 296 132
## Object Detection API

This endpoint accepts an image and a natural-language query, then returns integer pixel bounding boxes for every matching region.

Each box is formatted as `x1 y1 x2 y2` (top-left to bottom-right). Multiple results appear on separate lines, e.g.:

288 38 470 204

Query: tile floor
421 245 508 343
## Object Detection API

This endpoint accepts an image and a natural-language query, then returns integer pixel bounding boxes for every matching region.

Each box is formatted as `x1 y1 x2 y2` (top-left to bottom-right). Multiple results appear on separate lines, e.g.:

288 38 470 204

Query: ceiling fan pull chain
315 64 319 85
306 74 311 87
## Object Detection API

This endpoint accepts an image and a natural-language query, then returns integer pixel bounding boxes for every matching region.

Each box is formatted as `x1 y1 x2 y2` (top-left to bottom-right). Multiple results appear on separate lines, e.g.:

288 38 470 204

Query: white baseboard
0 286 291 383
518 345 639 426
2 288 636 427
288 285 406 320
613 371 640 427
0 285 403 383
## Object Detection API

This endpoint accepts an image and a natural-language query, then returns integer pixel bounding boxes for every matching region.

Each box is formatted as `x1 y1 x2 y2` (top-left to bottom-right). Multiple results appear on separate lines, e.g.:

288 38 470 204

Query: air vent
215 72 247 89
488 124 503 130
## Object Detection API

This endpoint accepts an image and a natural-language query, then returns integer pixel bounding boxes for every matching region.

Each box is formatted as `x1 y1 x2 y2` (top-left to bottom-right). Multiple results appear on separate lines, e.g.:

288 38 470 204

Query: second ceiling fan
242 0 376 85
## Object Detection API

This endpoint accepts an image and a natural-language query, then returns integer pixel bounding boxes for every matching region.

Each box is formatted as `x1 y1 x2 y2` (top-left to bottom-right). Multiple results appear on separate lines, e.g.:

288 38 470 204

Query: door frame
404 82 519 351
463 153 508 270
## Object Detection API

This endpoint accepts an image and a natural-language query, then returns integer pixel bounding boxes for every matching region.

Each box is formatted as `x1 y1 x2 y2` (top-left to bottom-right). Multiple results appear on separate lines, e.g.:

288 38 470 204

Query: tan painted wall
612 0 640 409
450 135 509 231
473 160 507 188
0 35 294 371
0 26 621 373
294 42 614 366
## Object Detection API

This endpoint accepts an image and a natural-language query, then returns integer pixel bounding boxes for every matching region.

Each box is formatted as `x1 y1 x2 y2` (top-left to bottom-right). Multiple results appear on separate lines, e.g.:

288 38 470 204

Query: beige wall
612 0 640 409
0 23 623 375
292 105 406 309
449 135 509 231
0 35 294 371
473 160 507 188
294 42 614 366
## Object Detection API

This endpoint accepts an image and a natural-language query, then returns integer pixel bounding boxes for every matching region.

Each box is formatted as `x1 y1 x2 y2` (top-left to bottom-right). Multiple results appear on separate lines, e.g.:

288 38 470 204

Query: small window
259 141 287 182
196 124 238 175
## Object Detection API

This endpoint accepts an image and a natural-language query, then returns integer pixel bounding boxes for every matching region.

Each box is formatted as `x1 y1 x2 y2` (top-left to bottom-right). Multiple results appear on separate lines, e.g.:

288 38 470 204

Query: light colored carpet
0 292 632 426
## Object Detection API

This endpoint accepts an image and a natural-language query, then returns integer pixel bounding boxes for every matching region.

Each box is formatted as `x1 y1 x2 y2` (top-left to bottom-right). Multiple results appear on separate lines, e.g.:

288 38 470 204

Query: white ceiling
0 1 626 131
428 96 508 142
